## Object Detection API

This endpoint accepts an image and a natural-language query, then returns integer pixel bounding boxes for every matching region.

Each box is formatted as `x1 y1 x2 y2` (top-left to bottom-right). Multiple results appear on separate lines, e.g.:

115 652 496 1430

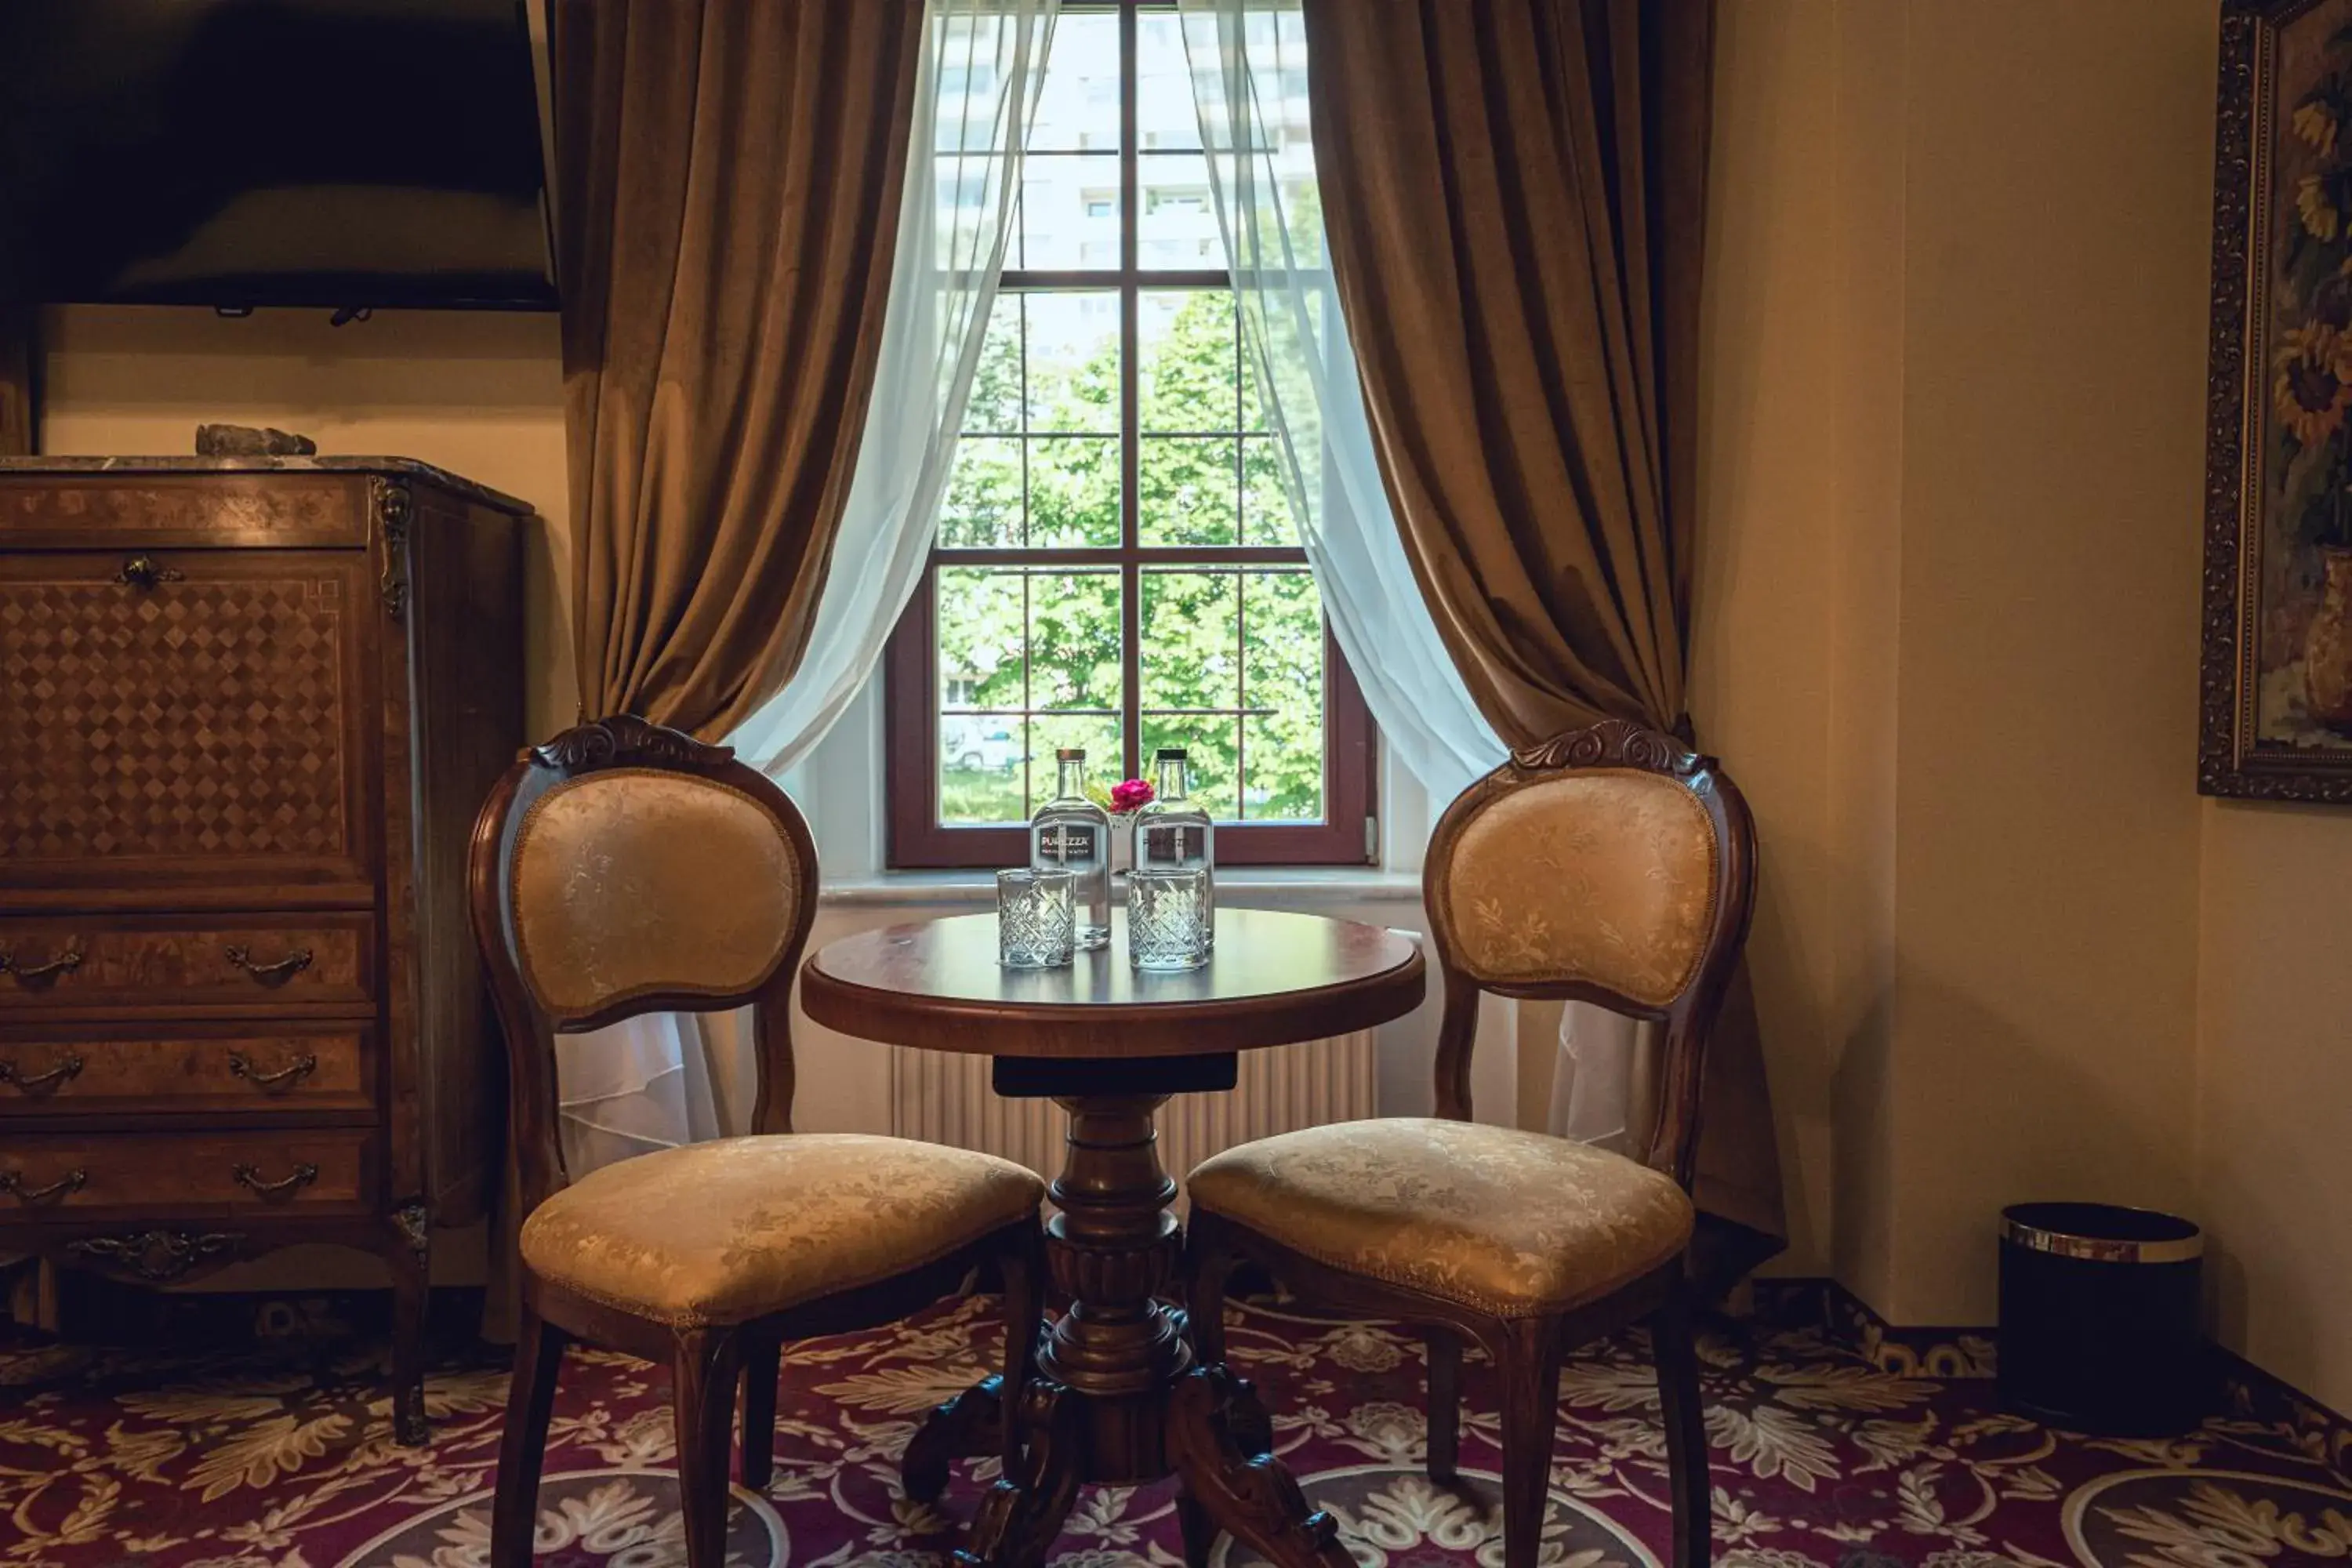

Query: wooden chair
1184 719 1756 1568
470 716 1046 1567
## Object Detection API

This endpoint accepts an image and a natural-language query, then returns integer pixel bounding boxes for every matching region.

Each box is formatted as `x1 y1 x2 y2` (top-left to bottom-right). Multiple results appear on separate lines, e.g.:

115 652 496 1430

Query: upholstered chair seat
1187 1119 1693 1319
521 1134 1044 1328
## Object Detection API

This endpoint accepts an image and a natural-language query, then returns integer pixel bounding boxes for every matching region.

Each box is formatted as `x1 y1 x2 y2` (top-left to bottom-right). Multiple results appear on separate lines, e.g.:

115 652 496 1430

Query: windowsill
818 866 1424 907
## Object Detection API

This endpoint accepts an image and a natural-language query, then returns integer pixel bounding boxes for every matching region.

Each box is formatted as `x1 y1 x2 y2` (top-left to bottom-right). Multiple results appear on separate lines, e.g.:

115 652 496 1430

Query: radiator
889 1031 1378 1203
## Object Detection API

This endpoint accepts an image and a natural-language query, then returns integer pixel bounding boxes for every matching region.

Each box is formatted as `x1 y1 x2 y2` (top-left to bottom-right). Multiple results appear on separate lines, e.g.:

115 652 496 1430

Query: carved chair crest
1423 718 1756 1189
468 716 819 1207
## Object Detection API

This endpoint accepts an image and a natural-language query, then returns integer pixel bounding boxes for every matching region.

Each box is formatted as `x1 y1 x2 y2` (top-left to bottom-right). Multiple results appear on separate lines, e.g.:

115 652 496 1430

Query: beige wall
38 305 579 734
1690 0 1843 1276
1700 0 2219 1324
1707 0 2351 1409
2197 804 2352 1413
1883 0 2213 1323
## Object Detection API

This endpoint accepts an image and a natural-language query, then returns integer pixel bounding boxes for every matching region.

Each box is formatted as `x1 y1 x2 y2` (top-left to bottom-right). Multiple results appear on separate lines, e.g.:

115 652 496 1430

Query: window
886 2 1374 869
1144 187 1210 216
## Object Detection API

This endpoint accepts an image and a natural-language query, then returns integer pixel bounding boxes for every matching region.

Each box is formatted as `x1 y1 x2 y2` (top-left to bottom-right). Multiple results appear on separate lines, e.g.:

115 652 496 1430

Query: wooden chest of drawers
0 456 525 1443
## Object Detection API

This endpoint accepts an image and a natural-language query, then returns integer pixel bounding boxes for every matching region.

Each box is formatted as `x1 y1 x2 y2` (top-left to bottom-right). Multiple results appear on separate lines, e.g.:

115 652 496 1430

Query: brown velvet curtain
553 0 923 738
1305 0 1785 1279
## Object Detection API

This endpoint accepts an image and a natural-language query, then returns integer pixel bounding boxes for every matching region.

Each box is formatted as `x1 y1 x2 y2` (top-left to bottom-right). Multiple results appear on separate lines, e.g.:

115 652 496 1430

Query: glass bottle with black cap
1133 746 1214 949
1029 747 1111 949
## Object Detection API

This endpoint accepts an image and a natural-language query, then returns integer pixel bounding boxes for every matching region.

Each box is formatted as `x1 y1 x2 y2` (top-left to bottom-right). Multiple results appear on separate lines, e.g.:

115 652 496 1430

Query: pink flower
1110 778 1155 812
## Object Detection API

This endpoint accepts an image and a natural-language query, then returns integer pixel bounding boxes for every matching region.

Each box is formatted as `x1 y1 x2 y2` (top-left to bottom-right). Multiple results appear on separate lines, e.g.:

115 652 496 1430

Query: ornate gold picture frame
2203 0 2352 800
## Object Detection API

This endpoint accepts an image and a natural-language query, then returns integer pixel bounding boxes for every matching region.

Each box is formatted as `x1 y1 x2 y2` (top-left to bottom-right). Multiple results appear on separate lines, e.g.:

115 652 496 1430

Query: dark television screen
0 0 557 309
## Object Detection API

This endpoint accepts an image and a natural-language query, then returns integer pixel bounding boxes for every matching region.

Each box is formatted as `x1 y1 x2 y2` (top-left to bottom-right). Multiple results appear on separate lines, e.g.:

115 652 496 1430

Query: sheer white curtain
556 0 1058 1176
1177 0 1636 1145
1175 0 1501 814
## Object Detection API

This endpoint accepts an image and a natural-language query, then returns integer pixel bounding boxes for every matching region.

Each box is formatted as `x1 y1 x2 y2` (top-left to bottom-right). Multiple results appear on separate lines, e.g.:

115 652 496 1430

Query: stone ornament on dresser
194 423 318 457
0 455 528 1444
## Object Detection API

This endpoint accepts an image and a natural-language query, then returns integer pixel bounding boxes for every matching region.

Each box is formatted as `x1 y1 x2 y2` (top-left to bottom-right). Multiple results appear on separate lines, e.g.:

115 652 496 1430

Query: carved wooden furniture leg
1179 1210 1269 1454
906 1377 1007 1503
904 1220 1044 1501
943 1093 1353 1568
1041 1094 1190 1476
673 1329 745 1568
960 1378 1081 1568
385 1208 431 1446
739 1332 782 1491
1167 1363 1354 1568
1220 1360 1276 1460
996 1219 1045 1472
1177 1492 1218 1568
1186 1221 1234 1366
1495 1318 1568 1568
1652 1293 1711 1568
1425 1330 1461 1482
490 1308 569 1568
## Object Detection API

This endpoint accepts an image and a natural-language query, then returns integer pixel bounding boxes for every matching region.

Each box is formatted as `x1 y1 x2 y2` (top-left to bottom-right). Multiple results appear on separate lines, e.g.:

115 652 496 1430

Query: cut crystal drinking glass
997 868 1076 969
1127 866 1210 971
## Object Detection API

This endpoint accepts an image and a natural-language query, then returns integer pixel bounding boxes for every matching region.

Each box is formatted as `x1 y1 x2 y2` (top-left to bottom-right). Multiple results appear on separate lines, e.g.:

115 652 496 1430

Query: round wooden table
801 908 1425 1568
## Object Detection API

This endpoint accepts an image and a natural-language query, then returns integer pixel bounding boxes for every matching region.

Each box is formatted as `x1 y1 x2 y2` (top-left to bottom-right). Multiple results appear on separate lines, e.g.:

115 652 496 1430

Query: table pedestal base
903 1093 1350 1568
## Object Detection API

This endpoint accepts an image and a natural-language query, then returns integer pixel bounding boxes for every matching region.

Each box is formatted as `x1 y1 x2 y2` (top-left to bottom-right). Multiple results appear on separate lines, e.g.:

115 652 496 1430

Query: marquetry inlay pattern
0 481 352 537
0 577 347 859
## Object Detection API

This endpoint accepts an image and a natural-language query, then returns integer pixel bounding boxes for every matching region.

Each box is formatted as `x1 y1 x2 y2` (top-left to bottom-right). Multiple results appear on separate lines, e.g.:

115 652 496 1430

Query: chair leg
490 1305 568 1568
1175 1214 1242 1568
1425 1330 1461 1483
1176 1490 1217 1568
1000 1221 1044 1468
673 1330 742 1568
738 1333 780 1492
387 1234 431 1446
1494 1316 1565 1568
1652 1292 1711 1568
1185 1215 1235 1369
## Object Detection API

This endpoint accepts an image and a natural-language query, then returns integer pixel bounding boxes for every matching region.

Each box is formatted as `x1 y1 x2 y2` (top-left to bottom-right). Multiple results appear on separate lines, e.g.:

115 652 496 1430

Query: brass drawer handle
0 1054 84 1095
1 942 85 986
228 1051 318 1093
223 945 314 986
0 1169 87 1204
112 554 185 589
231 1162 318 1199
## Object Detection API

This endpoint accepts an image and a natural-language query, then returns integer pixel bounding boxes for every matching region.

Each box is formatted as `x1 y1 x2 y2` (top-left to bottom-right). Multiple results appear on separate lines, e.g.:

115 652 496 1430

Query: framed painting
2204 0 2352 800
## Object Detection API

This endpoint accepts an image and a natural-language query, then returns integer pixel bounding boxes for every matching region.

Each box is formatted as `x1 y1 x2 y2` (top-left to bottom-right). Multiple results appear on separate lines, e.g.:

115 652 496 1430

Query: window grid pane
927 3 1340 838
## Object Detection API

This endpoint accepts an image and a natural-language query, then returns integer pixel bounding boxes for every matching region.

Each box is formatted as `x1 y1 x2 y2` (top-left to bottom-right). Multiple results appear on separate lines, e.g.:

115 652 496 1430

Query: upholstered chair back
1424 720 1756 1189
470 716 819 1209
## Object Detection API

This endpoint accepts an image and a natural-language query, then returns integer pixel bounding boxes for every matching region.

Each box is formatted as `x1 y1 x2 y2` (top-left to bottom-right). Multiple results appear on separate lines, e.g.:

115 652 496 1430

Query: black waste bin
1998 1201 2209 1435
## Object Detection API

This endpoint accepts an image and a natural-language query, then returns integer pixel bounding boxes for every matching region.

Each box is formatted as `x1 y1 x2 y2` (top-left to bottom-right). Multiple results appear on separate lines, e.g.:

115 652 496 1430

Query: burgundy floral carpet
2 1290 2347 1568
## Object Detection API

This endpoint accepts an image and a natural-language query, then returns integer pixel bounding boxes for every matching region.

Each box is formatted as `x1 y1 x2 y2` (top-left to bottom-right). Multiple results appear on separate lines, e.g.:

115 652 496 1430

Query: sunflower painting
2202 0 2352 800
